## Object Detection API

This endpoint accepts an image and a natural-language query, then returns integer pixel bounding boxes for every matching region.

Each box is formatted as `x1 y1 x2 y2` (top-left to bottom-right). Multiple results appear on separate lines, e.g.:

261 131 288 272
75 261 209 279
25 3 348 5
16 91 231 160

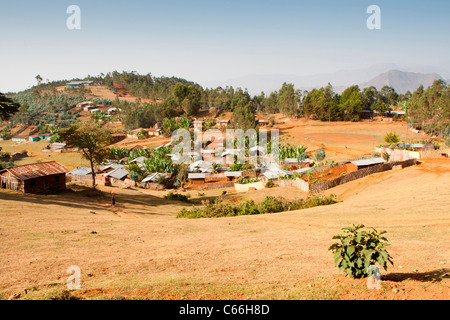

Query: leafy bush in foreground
177 195 337 219
328 224 393 279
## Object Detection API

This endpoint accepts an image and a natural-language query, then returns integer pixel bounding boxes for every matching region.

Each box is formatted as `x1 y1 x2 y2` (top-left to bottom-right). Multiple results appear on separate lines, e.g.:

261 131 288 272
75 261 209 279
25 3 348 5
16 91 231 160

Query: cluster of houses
12 133 53 143
77 101 118 116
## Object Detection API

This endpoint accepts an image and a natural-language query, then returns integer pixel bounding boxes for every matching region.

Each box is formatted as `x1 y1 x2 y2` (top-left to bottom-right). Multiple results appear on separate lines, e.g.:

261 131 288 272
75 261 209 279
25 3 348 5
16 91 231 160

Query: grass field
0 158 449 300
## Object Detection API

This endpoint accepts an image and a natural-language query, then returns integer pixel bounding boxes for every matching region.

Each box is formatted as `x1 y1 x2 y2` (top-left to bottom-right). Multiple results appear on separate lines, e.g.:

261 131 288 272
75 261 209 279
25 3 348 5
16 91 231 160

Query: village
1 102 447 197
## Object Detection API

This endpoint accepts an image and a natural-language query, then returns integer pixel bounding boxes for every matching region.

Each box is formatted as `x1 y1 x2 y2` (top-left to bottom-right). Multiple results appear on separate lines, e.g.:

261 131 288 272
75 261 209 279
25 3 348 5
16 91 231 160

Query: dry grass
0 159 449 300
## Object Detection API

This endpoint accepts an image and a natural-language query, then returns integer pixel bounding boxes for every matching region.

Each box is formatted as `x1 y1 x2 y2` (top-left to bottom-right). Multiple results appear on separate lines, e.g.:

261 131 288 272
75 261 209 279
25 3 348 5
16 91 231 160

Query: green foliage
265 180 275 188
137 128 149 139
382 152 390 161
161 117 191 136
328 224 393 279
227 162 243 172
407 80 449 137
177 195 337 219
279 145 307 160
339 85 362 122
235 177 259 184
0 92 20 121
59 121 112 189
127 163 145 184
164 192 190 202
315 144 326 161
384 131 400 144
231 101 257 130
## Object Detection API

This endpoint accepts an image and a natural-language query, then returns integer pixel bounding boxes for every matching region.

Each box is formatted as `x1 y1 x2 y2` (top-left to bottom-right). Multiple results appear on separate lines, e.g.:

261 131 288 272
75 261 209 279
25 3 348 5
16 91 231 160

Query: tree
0 92 20 121
35 74 43 86
60 122 112 189
231 101 257 130
384 131 399 144
277 83 299 117
339 85 362 121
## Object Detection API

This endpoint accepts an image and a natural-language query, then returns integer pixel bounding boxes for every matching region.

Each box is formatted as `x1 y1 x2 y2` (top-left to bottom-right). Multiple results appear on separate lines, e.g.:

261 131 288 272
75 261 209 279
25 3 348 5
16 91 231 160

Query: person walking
111 191 116 207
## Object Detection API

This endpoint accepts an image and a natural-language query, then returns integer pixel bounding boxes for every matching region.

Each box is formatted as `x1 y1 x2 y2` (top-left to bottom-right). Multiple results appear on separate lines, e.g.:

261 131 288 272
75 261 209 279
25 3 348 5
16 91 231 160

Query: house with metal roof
67 166 92 176
188 172 207 185
142 173 170 184
350 157 386 169
12 136 27 142
129 156 148 165
105 168 129 181
0 161 68 193
28 134 40 142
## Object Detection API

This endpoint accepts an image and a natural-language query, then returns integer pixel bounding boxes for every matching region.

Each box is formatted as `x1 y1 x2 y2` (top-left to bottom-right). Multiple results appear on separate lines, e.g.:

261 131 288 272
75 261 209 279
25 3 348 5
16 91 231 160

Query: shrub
328 224 393 279
315 145 326 161
265 180 275 188
137 129 149 139
164 192 189 202
382 152 390 161
177 195 338 219
384 131 400 144
236 177 259 184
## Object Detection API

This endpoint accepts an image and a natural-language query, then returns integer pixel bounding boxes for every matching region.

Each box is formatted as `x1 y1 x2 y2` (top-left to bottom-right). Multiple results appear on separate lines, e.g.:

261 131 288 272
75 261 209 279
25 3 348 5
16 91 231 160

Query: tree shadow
382 268 450 283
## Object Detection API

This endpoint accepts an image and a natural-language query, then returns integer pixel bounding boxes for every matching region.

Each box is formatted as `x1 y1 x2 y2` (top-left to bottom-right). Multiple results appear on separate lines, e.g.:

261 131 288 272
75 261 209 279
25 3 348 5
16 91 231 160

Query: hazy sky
1 0 449 92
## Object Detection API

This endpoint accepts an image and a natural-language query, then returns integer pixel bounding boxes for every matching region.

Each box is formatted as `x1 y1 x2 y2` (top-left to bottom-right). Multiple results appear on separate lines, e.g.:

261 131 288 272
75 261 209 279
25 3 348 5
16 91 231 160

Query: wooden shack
0 161 68 193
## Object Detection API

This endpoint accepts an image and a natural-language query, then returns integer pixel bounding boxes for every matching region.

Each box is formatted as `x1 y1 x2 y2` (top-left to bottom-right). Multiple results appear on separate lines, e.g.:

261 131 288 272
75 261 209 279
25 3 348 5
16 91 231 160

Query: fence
277 178 310 192
234 180 265 192
309 158 416 193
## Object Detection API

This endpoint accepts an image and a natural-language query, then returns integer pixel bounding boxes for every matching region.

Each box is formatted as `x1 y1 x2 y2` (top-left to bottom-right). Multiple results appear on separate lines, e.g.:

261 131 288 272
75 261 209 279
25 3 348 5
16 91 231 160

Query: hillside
360 70 443 94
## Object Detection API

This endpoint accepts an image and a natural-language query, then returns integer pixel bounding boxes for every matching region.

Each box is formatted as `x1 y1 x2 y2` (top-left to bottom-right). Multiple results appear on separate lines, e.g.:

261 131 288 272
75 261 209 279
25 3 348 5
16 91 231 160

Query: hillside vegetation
1 71 449 140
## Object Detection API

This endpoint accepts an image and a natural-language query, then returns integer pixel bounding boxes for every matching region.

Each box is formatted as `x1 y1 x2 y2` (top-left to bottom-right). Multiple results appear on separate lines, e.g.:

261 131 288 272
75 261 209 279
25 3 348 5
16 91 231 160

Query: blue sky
0 0 449 92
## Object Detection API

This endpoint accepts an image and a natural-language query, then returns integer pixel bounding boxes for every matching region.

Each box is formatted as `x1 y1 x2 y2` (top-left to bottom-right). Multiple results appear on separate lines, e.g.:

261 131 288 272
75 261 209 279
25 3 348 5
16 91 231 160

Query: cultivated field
1 118 449 300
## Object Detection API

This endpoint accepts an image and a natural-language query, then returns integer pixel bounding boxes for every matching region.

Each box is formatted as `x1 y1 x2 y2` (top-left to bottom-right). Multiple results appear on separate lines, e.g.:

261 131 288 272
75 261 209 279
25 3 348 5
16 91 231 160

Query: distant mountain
360 70 443 94
201 64 448 95
203 64 400 95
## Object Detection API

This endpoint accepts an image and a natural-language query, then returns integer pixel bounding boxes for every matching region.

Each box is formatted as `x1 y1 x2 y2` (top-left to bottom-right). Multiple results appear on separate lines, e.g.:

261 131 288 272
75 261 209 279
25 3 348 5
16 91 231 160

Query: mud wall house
283 158 311 170
224 171 242 182
98 163 124 175
188 173 206 185
147 128 161 136
28 134 40 142
0 161 68 193
66 166 92 182
50 142 67 152
105 168 129 185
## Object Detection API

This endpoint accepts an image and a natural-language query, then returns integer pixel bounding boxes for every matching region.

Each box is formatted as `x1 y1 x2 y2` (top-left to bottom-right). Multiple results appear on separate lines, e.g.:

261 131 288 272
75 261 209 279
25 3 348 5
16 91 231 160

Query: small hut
0 161 68 193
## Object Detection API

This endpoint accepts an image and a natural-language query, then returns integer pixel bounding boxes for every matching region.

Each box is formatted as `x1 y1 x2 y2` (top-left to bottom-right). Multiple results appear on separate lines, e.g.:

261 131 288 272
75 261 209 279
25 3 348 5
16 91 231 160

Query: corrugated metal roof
142 173 167 183
224 171 242 177
189 160 212 171
262 171 280 180
106 168 129 180
188 173 206 179
295 167 312 174
351 157 386 167
1 161 68 181
101 163 123 171
221 149 241 157
68 166 92 175
130 156 148 164
284 158 311 163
